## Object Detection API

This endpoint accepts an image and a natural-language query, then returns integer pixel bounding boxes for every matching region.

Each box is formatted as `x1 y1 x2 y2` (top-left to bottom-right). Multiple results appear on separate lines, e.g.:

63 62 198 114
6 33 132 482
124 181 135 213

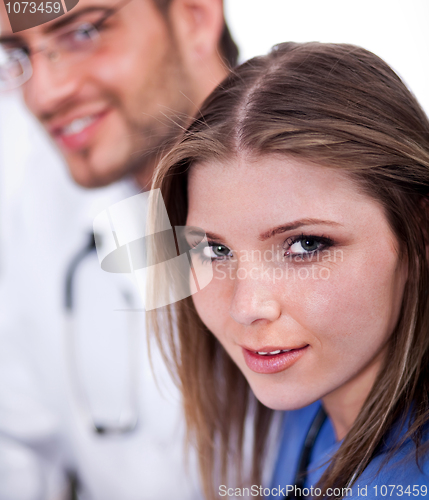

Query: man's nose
229 265 281 326
23 53 81 117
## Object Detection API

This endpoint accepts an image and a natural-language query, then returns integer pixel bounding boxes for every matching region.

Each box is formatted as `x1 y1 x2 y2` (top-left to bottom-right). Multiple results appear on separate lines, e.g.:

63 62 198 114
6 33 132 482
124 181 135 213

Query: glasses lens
56 23 100 52
0 47 32 90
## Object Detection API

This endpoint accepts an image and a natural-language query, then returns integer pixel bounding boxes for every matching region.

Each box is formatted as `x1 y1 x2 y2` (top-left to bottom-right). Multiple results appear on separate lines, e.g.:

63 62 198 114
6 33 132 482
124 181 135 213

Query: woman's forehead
188 155 369 222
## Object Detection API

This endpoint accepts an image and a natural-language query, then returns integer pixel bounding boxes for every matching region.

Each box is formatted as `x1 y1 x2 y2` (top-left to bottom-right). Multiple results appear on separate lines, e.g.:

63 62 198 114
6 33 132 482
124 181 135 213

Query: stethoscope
286 405 328 499
64 232 140 435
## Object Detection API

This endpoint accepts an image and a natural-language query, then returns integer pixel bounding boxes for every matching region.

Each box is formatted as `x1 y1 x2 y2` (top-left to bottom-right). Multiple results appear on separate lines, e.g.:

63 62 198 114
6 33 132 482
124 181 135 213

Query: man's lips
48 109 110 152
241 344 309 374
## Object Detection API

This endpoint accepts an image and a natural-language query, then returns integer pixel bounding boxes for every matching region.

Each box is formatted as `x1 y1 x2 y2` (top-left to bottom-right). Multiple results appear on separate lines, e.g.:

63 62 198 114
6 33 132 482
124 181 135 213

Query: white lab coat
0 95 202 500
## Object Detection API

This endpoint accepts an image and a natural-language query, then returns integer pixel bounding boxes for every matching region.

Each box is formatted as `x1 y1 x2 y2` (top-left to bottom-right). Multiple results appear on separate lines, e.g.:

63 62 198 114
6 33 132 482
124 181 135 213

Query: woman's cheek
290 252 403 356
192 272 233 339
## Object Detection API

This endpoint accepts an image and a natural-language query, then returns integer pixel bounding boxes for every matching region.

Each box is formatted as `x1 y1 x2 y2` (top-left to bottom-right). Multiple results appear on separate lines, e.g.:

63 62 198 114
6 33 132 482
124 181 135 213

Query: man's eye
58 23 99 50
74 26 94 40
203 244 232 260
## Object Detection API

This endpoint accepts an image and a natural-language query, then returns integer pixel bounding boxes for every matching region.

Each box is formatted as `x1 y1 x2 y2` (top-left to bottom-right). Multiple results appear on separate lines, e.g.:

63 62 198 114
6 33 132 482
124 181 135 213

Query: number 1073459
5 2 61 14
373 485 427 496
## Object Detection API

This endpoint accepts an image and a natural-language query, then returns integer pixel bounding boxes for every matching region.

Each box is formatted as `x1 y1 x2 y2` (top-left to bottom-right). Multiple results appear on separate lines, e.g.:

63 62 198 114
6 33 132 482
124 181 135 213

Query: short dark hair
154 0 239 68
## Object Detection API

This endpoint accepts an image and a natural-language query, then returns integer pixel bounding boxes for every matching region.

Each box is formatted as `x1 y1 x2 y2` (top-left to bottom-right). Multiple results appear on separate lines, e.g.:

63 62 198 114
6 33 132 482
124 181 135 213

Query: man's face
0 0 195 187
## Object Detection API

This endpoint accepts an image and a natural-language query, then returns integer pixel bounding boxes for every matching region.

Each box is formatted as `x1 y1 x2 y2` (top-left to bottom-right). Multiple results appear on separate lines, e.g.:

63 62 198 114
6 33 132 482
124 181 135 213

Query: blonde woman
150 43 429 499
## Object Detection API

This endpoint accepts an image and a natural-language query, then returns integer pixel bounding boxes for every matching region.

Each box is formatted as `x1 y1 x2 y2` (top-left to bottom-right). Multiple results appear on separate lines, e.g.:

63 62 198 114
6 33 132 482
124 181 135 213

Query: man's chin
62 137 153 188
66 157 129 189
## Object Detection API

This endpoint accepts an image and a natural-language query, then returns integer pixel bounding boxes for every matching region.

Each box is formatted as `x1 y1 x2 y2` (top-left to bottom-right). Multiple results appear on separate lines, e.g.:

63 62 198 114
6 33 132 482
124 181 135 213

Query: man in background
0 0 237 498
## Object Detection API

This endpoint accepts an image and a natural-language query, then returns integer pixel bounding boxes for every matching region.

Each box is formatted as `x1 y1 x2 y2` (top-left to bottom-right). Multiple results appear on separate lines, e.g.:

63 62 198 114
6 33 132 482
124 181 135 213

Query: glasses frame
0 48 33 90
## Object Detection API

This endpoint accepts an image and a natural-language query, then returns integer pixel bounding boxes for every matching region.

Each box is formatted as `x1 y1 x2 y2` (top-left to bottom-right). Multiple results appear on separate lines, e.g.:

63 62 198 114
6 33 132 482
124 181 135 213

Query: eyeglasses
0 0 133 91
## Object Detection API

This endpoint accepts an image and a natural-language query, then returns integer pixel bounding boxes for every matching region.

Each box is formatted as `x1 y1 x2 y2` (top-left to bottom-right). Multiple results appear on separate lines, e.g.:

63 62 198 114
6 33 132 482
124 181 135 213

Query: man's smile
48 107 111 151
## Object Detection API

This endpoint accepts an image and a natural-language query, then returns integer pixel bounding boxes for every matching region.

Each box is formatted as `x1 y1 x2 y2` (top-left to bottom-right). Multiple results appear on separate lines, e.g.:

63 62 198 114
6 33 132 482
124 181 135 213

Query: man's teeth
257 349 292 356
62 115 96 136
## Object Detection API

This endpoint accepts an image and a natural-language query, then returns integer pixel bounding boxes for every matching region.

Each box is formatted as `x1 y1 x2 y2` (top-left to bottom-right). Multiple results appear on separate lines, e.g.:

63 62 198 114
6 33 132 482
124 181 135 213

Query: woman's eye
290 237 321 254
203 244 232 260
285 235 332 258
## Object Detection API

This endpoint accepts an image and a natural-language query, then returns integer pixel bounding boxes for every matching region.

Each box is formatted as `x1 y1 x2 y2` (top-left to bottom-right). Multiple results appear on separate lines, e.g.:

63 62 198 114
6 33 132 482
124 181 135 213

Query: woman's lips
242 345 309 374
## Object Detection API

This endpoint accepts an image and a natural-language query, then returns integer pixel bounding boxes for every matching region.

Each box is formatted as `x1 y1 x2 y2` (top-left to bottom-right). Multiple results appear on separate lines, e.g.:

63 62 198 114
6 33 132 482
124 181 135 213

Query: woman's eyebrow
258 218 343 241
184 228 224 242
185 229 222 241
185 219 341 243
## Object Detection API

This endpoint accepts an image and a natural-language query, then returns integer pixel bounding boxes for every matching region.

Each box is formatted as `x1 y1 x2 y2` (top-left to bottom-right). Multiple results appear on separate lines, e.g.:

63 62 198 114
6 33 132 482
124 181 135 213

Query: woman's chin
248 382 318 412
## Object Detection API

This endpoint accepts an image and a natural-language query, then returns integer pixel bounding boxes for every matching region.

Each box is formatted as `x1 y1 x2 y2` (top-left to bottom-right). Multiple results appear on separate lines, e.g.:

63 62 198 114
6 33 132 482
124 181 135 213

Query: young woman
149 43 429 499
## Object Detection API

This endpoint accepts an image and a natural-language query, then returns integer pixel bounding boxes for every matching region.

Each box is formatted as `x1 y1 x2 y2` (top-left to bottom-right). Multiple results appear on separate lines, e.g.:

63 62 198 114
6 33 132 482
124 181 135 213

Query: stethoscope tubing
64 233 139 435
286 405 328 498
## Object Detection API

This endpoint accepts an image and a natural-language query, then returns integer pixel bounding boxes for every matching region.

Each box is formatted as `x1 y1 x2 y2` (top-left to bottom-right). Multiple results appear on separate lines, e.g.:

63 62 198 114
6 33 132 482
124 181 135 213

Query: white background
225 0 429 115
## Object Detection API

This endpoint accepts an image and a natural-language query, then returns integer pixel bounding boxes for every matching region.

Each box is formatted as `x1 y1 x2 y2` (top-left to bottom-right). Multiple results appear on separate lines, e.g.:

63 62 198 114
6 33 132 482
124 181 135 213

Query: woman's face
186 154 407 411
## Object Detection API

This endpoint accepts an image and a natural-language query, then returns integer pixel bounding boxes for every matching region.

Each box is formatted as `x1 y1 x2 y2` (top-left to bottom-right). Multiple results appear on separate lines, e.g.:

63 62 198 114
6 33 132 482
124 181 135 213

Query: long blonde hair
149 43 429 499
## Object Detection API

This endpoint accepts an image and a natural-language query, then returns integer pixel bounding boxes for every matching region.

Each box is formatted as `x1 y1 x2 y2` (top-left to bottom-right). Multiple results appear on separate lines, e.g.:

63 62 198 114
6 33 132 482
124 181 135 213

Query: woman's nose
228 267 281 326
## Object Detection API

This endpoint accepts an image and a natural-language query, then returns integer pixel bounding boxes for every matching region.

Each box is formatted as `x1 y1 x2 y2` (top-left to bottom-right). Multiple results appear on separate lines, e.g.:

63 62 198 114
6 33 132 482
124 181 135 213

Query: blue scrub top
270 402 429 499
